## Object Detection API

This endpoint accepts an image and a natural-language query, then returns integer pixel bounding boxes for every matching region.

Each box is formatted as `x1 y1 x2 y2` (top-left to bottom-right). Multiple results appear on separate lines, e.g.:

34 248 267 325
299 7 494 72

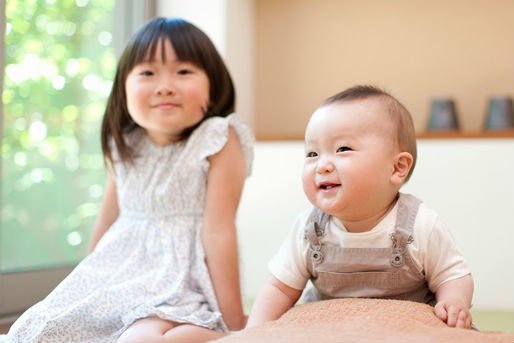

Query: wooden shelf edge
416 129 514 139
255 134 304 141
256 129 514 141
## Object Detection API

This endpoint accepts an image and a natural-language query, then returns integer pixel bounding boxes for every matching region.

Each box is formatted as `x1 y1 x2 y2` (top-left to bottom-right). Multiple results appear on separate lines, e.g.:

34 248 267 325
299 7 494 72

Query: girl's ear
391 152 414 185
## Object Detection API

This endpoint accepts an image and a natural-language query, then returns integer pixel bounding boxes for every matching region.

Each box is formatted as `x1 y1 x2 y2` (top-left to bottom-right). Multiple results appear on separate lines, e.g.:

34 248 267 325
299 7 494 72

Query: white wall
403 138 514 311
237 140 514 311
225 0 255 128
157 0 227 54
236 142 310 304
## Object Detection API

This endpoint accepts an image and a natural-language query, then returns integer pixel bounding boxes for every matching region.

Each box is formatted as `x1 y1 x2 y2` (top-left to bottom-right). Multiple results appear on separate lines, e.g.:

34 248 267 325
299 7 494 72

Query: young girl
3 18 253 343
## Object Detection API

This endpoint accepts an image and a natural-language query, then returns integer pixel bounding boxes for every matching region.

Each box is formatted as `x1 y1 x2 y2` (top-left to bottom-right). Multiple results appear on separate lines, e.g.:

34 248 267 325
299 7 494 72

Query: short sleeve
410 203 471 292
422 216 471 292
187 113 254 176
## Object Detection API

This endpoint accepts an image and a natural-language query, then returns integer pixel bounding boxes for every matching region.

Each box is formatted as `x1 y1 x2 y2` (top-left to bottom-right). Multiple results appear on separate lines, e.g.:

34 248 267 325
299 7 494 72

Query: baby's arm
88 172 119 253
203 127 247 331
246 275 302 327
434 274 474 328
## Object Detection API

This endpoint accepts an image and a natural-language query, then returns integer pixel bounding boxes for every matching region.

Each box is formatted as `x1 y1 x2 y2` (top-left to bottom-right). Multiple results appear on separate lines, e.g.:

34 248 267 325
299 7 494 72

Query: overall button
311 250 324 264
391 252 404 267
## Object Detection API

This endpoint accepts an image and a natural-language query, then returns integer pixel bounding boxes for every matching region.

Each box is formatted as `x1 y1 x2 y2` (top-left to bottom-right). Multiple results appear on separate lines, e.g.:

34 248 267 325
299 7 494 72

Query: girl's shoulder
187 113 255 175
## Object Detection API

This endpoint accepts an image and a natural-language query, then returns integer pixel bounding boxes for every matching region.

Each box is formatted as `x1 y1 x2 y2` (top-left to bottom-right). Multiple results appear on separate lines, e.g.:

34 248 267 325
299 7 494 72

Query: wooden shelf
416 129 514 139
255 134 303 141
256 129 514 141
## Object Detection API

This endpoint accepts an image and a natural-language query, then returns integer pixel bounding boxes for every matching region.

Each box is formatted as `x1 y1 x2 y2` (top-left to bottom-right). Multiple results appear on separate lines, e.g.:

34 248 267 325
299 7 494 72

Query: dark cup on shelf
427 98 459 131
484 96 514 130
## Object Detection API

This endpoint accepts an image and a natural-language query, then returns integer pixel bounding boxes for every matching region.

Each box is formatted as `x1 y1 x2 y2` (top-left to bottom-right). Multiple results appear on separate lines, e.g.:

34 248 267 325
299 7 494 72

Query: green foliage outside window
2 0 116 272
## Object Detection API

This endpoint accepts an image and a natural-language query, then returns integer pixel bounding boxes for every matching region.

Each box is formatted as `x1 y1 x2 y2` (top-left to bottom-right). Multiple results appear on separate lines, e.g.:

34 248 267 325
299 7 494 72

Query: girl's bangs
165 22 205 68
128 21 203 68
131 29 165 65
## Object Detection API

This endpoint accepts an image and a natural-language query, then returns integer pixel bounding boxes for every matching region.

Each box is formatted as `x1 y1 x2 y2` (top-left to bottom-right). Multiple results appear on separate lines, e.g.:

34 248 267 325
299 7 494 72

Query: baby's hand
434 299 472 329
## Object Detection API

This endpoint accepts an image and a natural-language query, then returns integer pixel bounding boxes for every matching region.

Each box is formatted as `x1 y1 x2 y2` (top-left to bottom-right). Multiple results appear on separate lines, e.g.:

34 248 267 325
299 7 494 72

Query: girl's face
125 38 210 145
302 99 400 231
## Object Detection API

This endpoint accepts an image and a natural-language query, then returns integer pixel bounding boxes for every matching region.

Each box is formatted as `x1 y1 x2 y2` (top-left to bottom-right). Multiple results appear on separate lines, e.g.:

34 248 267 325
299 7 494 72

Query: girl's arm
246 275 302 327
202 126 247 331
88 172 119 253
434 274 474 329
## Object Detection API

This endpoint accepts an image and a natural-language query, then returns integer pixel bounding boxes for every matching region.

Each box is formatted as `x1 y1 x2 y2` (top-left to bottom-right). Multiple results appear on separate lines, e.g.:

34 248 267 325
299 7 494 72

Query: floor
471 309 514 332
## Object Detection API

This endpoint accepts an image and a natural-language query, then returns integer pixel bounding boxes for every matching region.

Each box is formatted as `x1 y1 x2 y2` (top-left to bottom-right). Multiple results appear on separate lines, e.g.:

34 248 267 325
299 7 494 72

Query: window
1 0 154 318
3 0 117 273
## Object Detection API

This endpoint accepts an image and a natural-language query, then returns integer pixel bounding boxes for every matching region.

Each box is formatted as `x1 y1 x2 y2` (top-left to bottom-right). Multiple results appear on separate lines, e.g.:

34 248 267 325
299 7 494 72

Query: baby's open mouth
319 183 340 190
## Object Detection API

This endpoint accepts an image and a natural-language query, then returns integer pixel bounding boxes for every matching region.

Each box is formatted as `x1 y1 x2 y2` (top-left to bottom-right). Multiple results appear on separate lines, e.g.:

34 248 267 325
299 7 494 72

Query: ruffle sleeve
187 113 254 176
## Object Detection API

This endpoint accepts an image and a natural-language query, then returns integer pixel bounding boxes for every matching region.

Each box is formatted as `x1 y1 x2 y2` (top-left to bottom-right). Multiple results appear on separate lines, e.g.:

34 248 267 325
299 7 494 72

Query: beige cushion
215 298 514 343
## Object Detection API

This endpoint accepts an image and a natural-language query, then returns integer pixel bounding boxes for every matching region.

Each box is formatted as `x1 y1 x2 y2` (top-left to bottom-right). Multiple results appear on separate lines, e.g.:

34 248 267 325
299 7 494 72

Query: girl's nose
157 87 172 95
156 76 175 95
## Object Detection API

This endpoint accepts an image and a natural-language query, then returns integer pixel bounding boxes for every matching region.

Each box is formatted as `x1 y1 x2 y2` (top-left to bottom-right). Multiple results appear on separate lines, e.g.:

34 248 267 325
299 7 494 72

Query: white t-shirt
269 198 471 294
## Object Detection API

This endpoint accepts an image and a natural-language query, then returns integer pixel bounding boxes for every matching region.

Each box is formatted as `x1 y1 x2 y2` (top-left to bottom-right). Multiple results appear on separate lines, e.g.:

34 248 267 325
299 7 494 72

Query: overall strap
305 207 330 265
390 193 421 267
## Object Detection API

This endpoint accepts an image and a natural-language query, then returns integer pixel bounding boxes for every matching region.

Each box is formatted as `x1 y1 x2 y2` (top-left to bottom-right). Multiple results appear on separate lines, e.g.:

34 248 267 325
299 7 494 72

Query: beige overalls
304 193 436 305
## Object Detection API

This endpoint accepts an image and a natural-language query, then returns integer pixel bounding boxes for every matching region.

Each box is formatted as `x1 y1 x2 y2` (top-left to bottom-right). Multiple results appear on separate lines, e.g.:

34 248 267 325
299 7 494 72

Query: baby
247 85 473 329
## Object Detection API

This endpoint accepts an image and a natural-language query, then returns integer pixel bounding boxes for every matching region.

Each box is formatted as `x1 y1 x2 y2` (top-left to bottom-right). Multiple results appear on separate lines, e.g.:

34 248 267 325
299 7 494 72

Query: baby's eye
306 151 318 158
140 70 153 76
337 146 351 153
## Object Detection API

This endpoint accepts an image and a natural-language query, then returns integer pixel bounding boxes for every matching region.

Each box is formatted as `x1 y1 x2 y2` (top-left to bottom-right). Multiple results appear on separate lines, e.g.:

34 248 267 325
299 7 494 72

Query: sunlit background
2 0 115 272
1 0 512 332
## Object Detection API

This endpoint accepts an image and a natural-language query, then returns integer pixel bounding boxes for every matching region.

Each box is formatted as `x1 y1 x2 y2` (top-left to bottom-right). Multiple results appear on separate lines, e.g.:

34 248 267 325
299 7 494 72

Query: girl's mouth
154 103 178 110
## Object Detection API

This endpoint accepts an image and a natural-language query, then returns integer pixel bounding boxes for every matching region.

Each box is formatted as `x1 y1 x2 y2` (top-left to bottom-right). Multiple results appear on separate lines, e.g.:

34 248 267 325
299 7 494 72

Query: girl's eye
177 69 193 75
337 146 351 153
306 151 318 158
140 70 153 76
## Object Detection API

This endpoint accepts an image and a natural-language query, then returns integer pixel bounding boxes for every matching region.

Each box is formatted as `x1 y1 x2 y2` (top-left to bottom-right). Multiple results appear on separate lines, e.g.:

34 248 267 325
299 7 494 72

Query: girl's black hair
101 17 235 166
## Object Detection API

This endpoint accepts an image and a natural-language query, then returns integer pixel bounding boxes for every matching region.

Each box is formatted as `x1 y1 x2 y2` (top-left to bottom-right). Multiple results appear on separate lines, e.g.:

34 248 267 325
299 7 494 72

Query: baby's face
302 98 400 227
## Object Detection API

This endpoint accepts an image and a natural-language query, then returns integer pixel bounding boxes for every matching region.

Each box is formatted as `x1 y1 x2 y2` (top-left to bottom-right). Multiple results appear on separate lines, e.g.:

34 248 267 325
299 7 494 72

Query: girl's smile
152 102 179 110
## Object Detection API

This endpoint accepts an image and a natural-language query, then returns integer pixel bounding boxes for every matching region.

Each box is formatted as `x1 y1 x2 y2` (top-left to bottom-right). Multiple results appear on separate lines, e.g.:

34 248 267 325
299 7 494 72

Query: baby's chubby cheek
301 175 317 205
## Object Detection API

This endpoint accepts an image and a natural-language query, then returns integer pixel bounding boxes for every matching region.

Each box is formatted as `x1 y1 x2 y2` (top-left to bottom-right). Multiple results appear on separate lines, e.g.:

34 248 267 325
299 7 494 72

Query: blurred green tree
2 0 115 272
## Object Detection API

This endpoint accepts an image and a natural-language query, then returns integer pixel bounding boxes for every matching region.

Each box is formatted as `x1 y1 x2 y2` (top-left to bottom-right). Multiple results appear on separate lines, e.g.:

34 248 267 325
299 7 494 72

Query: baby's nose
316 159 335 173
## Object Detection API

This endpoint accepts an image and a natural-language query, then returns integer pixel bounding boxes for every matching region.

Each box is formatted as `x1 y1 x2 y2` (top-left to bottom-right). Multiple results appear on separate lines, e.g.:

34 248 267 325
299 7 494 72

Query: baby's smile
319 182 341 190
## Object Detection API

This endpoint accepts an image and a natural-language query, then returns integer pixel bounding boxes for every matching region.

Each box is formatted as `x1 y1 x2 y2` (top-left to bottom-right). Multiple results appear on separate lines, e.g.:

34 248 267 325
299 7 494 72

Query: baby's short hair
323 85 417 181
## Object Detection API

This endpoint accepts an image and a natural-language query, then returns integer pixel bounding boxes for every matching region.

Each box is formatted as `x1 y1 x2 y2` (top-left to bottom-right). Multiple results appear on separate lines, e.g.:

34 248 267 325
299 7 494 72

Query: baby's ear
391 152 413 185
